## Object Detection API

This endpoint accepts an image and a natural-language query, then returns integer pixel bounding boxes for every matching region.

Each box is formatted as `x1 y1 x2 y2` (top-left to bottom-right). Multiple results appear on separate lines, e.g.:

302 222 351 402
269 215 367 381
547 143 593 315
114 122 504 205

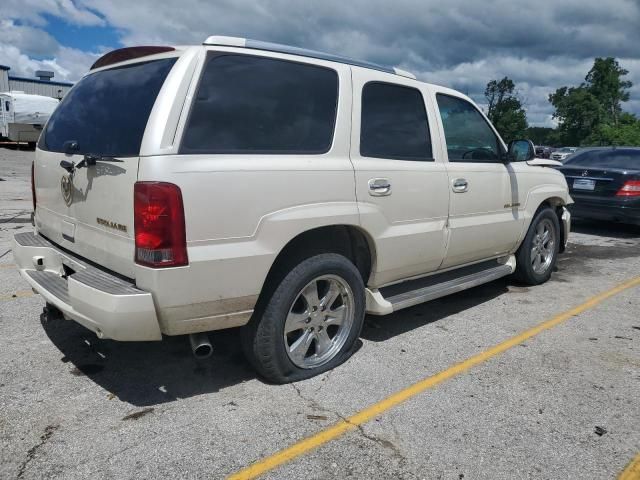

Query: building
0 65 73 99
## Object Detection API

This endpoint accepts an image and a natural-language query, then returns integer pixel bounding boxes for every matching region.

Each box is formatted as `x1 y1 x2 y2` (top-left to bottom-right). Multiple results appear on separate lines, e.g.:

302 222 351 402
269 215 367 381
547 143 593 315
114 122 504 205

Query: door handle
452 178 469 193
368 178 392 196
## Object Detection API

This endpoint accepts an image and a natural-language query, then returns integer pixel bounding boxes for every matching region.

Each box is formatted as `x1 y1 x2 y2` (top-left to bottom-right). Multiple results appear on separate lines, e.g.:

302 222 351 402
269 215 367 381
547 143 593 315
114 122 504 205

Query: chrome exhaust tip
189 332 213 359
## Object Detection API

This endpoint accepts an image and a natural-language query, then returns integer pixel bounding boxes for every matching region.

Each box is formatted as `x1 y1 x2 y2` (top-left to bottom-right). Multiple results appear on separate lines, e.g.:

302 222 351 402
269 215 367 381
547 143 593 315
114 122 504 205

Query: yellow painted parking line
619 452 640 480
0 290 35 302
228 276 640 480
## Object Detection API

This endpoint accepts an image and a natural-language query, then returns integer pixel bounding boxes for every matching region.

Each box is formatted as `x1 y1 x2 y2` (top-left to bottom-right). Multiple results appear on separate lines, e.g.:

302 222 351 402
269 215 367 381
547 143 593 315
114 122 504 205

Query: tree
549 86 603 146
484 77 528 143
524 127 556 146
584 57 632 127
548 57 638 146
485 77 515 119
586 113 640 146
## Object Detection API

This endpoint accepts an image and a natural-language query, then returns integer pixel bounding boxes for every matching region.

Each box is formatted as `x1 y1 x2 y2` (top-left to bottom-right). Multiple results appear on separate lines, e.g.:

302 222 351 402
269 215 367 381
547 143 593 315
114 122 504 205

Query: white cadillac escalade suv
13 36 571 383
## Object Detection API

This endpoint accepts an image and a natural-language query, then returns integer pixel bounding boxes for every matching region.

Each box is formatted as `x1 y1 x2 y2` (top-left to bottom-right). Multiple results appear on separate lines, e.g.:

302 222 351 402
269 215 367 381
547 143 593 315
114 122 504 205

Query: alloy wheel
530 218 556 275
283 274 355 369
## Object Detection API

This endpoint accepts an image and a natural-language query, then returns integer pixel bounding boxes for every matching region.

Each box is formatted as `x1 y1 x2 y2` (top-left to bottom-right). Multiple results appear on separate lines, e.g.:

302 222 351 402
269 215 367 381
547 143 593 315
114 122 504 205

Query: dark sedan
556 147 640 225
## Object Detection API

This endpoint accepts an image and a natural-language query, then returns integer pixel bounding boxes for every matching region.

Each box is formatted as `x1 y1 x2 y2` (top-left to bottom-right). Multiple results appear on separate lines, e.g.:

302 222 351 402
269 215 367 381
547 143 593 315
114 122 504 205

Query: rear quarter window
39 58 177 157
180 54 339 154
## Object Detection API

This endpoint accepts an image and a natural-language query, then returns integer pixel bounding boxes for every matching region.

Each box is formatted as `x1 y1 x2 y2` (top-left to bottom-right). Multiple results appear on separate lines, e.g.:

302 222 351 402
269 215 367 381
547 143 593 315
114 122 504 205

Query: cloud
2 0 640 126
0 0 104 27
0 43 99 82
0 1 105 81
80 0 640 68
0 20 59 57
81 0 640 126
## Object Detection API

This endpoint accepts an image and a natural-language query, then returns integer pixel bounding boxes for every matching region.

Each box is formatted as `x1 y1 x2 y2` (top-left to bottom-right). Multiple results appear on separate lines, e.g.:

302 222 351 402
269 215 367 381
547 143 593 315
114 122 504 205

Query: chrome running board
365 256 515 314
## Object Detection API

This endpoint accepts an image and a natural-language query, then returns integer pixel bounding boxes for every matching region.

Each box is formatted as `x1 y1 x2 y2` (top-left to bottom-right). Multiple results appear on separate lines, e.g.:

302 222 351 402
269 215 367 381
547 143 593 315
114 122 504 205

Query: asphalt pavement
1 147 639 479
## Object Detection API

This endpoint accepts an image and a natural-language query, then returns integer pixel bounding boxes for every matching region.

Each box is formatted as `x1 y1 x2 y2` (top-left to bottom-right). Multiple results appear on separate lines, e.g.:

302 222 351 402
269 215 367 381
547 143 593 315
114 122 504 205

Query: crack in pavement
291 382 334 415
290 383 412 474
16 424 59 479
312 369 334 393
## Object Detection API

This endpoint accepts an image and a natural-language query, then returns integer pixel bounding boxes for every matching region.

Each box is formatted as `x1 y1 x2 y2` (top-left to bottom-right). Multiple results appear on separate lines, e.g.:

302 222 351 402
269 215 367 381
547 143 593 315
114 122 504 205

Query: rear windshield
564 149 640 170
39 58 176 157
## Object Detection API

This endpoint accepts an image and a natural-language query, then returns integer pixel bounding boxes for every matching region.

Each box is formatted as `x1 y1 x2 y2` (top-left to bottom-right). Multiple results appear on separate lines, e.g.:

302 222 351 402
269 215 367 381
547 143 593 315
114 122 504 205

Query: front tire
242 253 365 383
513 207 560 285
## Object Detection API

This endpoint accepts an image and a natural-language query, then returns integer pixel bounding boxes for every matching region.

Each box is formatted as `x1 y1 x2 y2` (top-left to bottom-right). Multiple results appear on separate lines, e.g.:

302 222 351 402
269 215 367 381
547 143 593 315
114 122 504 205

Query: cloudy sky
1 0 639 126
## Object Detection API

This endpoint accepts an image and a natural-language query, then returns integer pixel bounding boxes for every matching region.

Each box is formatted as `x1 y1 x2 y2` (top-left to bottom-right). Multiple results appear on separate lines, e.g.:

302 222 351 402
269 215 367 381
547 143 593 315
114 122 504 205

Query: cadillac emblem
60 173 73 206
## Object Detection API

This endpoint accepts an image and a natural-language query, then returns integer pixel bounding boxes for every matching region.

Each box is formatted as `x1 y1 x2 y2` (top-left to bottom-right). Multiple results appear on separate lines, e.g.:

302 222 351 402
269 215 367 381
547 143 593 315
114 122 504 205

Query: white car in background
551 147 579 162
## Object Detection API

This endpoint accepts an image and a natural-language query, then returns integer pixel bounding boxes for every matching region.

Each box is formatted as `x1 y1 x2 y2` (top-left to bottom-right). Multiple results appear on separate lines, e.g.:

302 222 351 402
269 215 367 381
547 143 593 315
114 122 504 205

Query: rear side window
436 93 502 163
39 58 177 157
360 82 432 161
181 54 338 154
564 149 640 169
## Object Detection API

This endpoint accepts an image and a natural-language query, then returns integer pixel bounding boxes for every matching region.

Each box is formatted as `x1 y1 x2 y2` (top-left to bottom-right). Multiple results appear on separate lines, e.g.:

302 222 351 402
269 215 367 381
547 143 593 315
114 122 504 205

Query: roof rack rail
392 67 416 80
203 36 415 79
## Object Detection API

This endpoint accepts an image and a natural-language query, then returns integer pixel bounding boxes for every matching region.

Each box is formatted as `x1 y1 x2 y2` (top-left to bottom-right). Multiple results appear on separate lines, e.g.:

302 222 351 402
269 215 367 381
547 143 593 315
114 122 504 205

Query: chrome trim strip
565 176 613 181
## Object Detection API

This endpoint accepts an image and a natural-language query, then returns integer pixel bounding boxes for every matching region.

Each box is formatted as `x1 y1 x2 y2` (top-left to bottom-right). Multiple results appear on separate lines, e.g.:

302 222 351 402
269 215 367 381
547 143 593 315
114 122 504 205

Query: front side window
39 58 177 157
181 54 338 154
436 94 502 163
360 82 432 161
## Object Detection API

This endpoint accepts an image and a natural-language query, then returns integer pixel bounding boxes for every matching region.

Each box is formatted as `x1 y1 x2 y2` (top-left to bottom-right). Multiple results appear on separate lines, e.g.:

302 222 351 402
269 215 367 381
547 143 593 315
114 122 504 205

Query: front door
350 68 450 287
434 92 523 269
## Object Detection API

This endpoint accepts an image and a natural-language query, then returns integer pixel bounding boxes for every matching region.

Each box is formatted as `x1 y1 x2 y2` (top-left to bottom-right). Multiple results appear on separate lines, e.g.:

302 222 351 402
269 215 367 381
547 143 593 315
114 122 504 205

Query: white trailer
0 92 59 145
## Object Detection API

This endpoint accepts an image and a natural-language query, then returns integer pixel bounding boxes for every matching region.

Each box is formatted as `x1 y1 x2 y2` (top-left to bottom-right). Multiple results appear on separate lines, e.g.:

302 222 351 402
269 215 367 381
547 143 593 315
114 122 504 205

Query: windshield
564 149 640 170
558 147 576 153
39 58 176 157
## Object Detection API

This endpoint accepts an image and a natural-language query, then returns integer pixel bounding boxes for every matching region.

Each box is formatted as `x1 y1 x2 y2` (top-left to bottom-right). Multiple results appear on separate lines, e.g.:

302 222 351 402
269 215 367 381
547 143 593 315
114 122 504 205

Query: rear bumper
12 232 162 341
569 200 640 225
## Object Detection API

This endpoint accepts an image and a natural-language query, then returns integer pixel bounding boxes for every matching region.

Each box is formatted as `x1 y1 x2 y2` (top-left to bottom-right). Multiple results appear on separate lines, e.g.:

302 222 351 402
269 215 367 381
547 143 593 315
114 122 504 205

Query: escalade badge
97 217 128 233
60 174 73 206
581 170 589 177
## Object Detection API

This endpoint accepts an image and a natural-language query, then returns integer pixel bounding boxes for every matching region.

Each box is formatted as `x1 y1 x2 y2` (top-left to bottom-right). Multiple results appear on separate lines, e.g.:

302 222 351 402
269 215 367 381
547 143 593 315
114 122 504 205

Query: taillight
134 182 188 267
31 161 36 210
616 180 640 197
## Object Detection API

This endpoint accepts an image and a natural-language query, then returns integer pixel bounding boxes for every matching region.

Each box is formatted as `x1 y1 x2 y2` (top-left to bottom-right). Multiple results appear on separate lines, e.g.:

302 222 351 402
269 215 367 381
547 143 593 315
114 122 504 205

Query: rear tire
241 253 365 383
513 207 560 285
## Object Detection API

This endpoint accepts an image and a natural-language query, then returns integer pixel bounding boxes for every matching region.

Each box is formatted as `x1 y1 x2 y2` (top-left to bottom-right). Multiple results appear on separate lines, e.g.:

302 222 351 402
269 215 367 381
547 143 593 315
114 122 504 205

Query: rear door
350 68 449 287
34 56 179 278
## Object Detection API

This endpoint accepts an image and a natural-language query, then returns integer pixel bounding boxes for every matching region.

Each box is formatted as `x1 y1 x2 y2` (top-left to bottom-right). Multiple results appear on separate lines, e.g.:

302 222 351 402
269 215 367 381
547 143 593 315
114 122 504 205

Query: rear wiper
59 154 123 174
78 154 124 168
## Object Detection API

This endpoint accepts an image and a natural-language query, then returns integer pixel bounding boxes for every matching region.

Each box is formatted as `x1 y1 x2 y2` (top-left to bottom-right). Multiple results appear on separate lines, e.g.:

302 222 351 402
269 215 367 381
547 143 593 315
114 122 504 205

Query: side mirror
507 139 535 162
